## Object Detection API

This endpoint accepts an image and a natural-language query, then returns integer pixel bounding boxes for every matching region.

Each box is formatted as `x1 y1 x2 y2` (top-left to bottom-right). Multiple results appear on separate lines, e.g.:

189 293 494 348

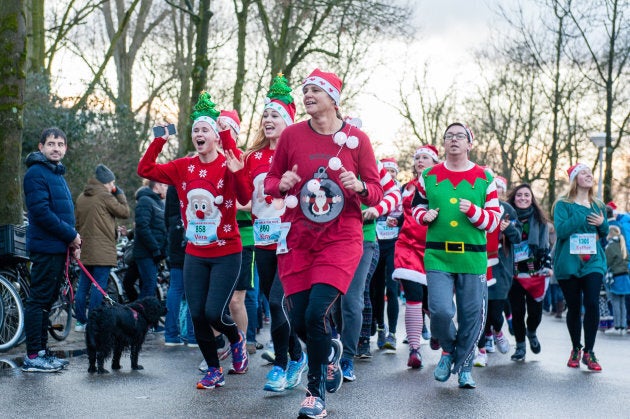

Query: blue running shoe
376 325 387 349
458 371 477 389
434 352 453 382
383 333 397 351
286 352 308 389
325 338 343 393
21 351 62 373
45 349 69 368
298 395 327 418
264 365 287 392
340 357 356 382
197 367 225 389
229 331 248 374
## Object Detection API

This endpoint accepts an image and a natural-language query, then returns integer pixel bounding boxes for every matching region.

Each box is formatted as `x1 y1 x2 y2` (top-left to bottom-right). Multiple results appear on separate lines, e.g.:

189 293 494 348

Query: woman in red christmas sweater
392 144 440 369
264 69 383 419
138 92 250 390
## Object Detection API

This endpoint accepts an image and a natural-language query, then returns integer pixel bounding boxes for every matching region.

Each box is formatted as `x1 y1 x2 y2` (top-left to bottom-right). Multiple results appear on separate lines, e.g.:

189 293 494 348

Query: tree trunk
25 0 45 75
0 0 27 224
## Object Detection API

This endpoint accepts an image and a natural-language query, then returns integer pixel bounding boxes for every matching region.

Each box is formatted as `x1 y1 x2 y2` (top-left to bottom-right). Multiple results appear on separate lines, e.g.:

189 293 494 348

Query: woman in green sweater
553 163 608 371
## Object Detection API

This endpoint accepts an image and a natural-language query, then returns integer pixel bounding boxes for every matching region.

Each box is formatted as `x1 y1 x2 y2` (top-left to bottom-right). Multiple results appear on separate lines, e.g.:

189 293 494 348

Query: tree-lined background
0 0 628 226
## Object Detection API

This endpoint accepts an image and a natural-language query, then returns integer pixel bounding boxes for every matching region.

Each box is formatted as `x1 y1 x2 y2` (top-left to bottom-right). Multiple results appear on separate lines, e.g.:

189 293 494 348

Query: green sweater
553 199 609 280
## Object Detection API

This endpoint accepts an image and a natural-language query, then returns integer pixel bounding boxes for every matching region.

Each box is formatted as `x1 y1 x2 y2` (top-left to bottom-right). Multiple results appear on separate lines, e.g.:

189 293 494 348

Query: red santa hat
303 68 343 106
218 110 241 135
414 144 439 162
567 162 590 184
380 157 399 173
495 176 508 192
607 201 618 211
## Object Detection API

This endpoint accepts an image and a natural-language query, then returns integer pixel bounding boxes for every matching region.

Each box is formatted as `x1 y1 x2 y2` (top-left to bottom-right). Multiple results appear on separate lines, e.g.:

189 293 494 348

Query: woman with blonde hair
604 225 630 335
553 163 609 371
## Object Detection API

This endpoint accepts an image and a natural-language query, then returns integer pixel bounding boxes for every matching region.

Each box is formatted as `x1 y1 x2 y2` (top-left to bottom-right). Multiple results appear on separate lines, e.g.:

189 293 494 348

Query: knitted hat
264 73 295 127
381 157 399 173
218 110 241 135
495 176 508 192
607 201 618 211
567 162 589 184
303 68 343 106
414 144 439 162
191 91 220 136
95 164 115 184
444 122 474 143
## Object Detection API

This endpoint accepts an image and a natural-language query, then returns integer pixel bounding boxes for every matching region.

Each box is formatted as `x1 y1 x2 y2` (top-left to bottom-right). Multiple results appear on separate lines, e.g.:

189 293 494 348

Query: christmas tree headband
264 73 295 126
191 91 220 135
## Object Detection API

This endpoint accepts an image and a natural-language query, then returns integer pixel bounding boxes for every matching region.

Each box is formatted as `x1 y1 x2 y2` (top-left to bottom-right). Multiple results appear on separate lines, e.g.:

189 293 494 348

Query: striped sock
405 301 423 350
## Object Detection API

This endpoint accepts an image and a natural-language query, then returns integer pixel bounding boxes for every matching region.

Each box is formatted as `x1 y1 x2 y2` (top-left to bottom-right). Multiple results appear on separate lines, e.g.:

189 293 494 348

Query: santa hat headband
303 68 343 106
567 163 589 184
495 176 508 191
381 157 399 173
445 122 474 142
218 110 241 135
414 144 439 162
191 91 220 136
264 73 295 127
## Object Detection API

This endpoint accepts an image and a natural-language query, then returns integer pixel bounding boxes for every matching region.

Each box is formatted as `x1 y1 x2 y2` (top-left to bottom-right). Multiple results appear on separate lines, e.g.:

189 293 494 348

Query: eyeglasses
443 133 468 141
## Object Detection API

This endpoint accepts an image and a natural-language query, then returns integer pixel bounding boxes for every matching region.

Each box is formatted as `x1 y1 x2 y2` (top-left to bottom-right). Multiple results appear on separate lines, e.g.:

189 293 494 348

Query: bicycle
0 272 24 352
48 256 78 341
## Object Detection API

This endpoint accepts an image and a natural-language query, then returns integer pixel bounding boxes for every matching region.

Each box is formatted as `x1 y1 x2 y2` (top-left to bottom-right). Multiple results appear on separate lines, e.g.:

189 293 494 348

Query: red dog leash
74 257 116 305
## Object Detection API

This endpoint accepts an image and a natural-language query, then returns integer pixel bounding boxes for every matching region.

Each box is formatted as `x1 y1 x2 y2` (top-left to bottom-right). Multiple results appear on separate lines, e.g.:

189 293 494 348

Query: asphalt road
1 306 629 418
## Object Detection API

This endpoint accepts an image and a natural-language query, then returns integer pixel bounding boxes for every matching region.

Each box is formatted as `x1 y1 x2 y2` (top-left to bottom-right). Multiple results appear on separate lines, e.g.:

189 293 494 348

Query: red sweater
137 135 250 258
265 120 383 295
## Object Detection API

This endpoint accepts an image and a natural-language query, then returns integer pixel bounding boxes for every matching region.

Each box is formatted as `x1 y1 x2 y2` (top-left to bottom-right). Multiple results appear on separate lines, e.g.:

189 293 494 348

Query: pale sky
356 0 502 157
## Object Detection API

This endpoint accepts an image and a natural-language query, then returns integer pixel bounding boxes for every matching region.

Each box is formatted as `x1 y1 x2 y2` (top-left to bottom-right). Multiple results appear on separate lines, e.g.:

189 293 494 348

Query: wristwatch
358 181 368 197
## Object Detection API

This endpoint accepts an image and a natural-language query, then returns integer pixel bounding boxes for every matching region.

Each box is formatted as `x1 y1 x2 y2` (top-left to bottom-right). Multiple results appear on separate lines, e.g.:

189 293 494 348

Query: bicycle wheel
48 283 72 341
0 275 24 352
0 269 27 346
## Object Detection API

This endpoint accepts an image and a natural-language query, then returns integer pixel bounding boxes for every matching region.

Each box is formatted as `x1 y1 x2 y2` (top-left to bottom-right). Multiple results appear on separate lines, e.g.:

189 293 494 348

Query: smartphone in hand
153 123 177 138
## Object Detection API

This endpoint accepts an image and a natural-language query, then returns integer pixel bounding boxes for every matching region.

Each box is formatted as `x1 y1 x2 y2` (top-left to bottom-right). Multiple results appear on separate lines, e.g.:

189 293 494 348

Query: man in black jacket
134 180 167 299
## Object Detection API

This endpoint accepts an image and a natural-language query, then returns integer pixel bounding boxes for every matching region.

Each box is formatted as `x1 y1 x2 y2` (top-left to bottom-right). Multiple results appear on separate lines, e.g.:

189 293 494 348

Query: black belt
237 220 252 228
425 241 486 253
363 220 375 225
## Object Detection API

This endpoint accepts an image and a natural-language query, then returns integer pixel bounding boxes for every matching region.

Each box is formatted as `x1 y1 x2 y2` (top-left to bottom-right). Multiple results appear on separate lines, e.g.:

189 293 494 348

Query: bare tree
0 0 27 223
564 0 630 202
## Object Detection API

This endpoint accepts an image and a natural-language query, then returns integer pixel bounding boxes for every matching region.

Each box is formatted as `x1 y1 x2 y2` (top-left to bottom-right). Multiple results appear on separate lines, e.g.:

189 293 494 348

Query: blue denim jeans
136 257 158 299
75 265 113 324
165 267 195 342
245 266 260 343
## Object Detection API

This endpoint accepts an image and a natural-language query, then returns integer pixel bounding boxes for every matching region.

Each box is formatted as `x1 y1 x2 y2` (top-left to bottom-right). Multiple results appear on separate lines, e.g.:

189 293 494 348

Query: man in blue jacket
23 127 82 372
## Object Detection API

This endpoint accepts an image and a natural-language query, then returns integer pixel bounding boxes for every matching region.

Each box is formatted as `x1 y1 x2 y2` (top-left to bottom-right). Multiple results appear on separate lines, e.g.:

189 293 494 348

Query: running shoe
567 349 581 368
21 351 62 373
473 349 487 367
261 350 276 364
340 357 356 382
494 333 510 354
582 351 602 371
383 333 397 351
376 325 387 349
458 371 477 389
263 365 287 392
356 337 372 359
217 344 232 361
298 395 327 419
526 331 541 354
421 324 431 341
198 359 208 372
484 335 496 353
74 322 86 333
228 331 248 374
511 344 526 362
164 338 185 346
407 348 422 369
429 337 440 351
434 352 452 382
286 352 308 389
197 366 225 389
45 349 69 369
325 338 343 393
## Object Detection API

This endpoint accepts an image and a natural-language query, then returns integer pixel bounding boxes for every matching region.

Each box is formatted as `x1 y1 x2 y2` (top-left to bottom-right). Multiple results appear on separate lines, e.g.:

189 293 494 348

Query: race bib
185 219 219 246
375 220 399 240
513 242 530 262
570 233 597 254
253 217 282 246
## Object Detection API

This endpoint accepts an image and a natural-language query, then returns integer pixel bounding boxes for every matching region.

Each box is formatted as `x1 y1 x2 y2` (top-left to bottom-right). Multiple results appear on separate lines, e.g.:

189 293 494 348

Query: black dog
86 296 166 374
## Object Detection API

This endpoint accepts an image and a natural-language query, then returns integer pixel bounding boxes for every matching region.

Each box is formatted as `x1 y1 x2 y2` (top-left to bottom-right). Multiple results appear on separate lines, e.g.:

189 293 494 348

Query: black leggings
184 253 241 369
370 243 399 333
479 299 505 348
255 248 302 369
508 279 543 343
286 284 340 399
559 273 602 352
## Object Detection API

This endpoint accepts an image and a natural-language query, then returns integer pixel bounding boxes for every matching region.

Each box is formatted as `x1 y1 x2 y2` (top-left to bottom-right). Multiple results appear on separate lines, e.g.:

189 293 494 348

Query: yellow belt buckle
445 241 464 253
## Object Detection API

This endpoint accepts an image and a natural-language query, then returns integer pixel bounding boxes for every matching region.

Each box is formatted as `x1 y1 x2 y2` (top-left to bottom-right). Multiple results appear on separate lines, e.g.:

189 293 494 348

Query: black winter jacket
133 186 166 260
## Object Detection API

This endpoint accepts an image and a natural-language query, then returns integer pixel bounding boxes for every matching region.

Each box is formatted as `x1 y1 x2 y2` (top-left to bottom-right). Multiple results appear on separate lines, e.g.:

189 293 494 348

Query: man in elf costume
411 122 500 389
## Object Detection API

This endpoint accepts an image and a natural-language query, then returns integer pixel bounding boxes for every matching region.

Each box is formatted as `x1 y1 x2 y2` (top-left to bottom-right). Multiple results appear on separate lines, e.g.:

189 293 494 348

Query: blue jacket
23 151 77 254
133 186 167 260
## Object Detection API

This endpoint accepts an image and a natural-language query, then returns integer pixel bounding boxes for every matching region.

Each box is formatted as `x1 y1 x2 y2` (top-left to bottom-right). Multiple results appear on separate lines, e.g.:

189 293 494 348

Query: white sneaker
604 327 618 335
74 322 86 333
198 359 208 372
473 350 487 367
484 336 495 353
494 333 510 354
